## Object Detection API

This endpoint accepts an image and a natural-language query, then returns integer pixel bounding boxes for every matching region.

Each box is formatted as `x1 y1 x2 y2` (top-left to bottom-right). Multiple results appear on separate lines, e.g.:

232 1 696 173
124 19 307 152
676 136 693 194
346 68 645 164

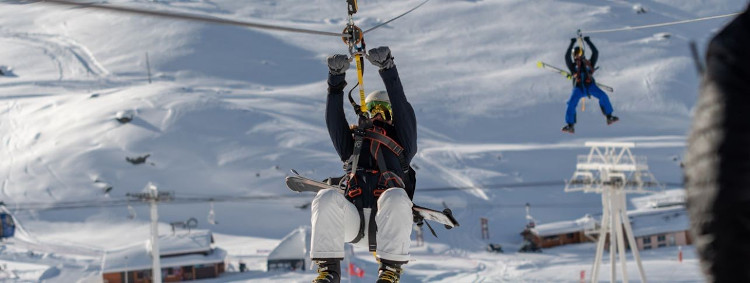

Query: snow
631 188 686 209
267 226 309 261
0 0 745 281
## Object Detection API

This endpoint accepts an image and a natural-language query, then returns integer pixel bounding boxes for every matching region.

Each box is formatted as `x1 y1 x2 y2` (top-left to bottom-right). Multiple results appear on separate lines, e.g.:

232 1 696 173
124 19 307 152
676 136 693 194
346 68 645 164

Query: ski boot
561 124 575 134
312 259 341 283
376 259 403 283
606 115 619 125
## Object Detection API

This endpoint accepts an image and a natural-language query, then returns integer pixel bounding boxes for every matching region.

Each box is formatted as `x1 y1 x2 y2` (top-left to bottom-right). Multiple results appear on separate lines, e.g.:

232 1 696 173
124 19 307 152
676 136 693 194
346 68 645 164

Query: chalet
102 230 226 283
628 206 691 250
523 205 691 251
524 215 597 249
267 226 311 271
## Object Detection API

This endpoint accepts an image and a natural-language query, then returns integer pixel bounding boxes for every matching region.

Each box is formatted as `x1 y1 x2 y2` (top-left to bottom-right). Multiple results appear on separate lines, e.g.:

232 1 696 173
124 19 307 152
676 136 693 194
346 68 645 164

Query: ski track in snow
0 30 109 80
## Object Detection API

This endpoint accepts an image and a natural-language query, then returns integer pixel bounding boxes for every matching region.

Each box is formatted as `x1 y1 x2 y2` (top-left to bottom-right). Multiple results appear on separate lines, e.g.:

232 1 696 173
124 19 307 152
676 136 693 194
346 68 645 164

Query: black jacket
566 37 599 86
325 66 418 200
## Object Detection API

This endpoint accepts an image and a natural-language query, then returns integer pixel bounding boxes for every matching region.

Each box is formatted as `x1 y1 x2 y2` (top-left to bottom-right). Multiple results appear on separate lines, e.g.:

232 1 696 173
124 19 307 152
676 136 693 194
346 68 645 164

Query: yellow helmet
573 47 584 57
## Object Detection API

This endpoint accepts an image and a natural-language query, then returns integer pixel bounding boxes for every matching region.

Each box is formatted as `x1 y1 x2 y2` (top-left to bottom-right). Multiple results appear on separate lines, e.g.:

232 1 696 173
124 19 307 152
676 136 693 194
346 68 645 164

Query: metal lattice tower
565 142 662 283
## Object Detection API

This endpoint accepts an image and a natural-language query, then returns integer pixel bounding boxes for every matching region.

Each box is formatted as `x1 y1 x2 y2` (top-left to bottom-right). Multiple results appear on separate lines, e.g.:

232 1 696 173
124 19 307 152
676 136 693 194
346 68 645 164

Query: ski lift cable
583 12 740 34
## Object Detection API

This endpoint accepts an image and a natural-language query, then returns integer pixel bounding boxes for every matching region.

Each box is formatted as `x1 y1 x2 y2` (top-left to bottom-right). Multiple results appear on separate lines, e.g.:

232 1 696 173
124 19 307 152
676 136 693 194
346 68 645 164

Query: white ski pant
310 188 413 262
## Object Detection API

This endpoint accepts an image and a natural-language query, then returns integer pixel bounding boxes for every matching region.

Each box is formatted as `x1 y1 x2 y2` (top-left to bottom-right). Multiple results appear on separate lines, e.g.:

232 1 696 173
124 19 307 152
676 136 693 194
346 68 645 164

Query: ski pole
581 97 586 111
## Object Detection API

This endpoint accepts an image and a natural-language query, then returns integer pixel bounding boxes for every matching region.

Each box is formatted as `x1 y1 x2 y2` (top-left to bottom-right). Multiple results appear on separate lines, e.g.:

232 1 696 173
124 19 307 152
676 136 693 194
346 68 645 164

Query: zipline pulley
342 24 365 54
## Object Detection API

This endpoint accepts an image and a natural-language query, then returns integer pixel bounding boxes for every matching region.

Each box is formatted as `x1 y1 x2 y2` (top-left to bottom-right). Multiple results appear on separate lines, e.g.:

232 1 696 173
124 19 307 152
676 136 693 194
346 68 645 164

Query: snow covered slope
0 0 746 281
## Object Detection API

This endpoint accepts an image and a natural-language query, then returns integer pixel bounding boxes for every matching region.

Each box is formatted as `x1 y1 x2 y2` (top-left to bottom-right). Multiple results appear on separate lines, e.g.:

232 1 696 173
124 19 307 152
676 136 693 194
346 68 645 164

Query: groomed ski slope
0 0 745 281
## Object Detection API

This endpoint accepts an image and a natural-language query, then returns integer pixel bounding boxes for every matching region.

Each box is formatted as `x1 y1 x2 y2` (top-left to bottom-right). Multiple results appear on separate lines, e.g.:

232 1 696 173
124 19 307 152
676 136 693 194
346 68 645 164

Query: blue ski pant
565 84 613 124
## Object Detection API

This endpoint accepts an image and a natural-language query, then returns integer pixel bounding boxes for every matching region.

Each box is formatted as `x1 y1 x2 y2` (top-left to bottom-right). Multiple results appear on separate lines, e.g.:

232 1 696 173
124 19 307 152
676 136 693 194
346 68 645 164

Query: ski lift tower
565 142 661 283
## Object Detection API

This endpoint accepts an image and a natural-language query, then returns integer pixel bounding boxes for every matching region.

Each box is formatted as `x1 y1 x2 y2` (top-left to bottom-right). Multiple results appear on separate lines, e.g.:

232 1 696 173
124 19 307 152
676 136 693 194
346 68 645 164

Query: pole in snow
127 183 173 283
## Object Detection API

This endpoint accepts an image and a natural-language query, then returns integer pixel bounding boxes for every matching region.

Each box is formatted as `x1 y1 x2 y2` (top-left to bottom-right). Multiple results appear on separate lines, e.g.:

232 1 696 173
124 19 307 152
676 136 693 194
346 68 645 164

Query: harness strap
573 59 595 86
350 207 366 244
365 131 404 157
365 130 411 186
368 206 378 252
348 131 365 178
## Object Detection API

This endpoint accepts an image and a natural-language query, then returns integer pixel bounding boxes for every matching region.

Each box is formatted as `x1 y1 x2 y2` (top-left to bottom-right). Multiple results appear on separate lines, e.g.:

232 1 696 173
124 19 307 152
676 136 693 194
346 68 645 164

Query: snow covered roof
154 229 213 256
268 226 310 260
631 189 686 210
627 206 689 237
102 230 225 273
531 215 596 237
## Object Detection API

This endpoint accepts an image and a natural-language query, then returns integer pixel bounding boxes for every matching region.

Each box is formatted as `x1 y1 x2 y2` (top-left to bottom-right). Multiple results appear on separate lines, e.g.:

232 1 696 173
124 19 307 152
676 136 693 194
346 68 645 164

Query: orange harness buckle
348 188 363 198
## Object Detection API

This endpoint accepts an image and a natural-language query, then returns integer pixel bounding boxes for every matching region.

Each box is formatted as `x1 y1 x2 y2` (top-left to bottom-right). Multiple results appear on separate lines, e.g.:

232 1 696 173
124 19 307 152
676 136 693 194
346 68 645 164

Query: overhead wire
31 0 433 38
363 0 431 34
0 179 683 211
583 12 740 34
35 0 348 37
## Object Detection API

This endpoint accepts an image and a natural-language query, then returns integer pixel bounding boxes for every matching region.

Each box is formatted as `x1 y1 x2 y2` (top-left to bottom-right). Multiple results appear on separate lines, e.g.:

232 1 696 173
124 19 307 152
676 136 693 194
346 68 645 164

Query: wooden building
524 205 692 251
102 230 226 283
628 206 692 250
525 215 597 249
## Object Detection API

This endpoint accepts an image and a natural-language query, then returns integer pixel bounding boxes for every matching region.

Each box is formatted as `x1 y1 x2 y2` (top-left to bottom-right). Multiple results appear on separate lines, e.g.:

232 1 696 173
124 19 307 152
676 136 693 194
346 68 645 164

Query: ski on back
536 61 614 92
286 174 342 193
285 172 459 229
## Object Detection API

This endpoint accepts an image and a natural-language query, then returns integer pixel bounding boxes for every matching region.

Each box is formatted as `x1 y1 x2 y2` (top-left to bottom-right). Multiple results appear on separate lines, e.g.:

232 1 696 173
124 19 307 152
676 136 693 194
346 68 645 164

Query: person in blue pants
562 36 618 134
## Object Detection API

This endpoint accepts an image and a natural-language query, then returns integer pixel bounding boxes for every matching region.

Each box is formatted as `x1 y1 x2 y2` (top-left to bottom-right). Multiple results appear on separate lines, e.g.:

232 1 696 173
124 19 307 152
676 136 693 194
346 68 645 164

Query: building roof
627 206 689 237
631 189 686 210
268 226 310 260
531 215 596 237
102 230 226 273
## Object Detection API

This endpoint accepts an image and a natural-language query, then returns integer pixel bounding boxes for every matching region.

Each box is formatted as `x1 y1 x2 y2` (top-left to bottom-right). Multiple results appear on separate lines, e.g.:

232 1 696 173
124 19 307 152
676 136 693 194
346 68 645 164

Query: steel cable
584 12 740 34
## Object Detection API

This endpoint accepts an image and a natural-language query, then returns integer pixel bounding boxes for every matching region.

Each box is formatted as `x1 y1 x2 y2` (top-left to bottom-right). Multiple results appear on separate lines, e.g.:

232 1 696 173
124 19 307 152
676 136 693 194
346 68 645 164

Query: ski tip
536 61 543 68
290 169 299 176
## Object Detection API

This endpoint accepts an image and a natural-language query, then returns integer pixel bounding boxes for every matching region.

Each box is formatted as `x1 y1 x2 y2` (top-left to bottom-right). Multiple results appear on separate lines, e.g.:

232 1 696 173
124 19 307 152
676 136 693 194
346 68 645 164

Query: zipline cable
584 12 740 34
363 0 431 34
31 0 432 38
35 0 348 37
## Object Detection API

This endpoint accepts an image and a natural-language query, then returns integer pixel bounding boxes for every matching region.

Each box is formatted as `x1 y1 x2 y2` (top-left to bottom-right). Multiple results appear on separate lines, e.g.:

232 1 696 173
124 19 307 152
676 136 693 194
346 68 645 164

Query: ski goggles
366 100 392 121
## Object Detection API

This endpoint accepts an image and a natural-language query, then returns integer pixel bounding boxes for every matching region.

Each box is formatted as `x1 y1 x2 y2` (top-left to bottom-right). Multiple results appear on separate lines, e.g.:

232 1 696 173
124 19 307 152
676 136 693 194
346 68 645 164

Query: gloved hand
570 38 577 43
366 46 395 70
327 54 350 75
583 36 591 41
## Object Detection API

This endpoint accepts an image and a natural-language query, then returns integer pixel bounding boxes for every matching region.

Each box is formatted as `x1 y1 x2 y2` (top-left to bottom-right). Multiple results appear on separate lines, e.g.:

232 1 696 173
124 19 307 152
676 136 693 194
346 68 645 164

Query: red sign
349 263 365 278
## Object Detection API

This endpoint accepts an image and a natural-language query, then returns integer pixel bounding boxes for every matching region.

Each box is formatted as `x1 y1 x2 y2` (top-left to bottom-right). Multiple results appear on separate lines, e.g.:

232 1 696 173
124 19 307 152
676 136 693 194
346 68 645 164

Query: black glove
570 38 577 43
366 46 395 70
584 36 591 41
327 54 350 75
